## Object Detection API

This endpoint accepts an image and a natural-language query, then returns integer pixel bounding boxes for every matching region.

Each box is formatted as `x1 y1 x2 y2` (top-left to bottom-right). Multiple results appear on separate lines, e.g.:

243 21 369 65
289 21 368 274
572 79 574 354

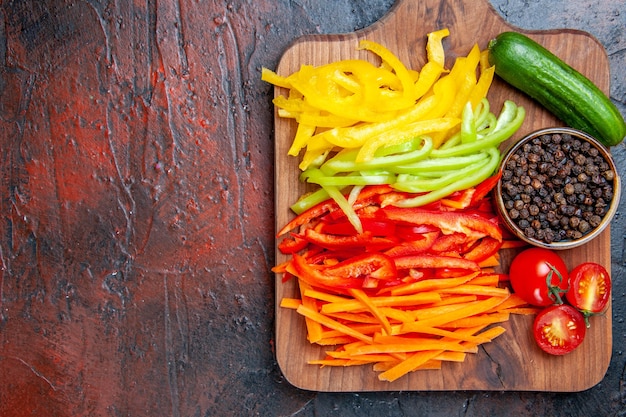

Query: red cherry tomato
566 262 611 315
533 304 586 355
509 248 569 307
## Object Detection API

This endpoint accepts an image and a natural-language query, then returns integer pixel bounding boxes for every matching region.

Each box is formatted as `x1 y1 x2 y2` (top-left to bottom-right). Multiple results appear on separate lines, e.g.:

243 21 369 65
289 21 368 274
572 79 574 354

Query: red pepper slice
325 252 397 280
277 233 309 254
277 185 394 237
303 228 397 251
469 170 502 207
383 207 502 242
440 188 476 210
384 231 440 257
320 218 396 237
289 254 370 293
462 237 503 262
394 224 440 241
394 254 481 272
430 232 470 253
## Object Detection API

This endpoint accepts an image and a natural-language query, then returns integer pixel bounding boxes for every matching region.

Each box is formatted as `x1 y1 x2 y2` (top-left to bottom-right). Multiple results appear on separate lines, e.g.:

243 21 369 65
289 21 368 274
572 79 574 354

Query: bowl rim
495 127 621 250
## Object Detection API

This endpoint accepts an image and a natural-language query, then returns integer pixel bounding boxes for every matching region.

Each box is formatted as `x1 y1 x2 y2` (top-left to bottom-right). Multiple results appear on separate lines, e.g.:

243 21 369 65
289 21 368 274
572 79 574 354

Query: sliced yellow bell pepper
426 28 450 68
314 94 439 149
414 61 445 99
289 123 316 156
356 117 461 162
358 40 418 102
419 75 457 120
261 67 291 89
468 65 495 109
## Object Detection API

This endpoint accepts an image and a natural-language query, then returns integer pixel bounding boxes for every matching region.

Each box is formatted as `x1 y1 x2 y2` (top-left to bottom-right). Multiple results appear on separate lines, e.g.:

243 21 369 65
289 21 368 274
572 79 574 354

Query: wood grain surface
273 0 613 392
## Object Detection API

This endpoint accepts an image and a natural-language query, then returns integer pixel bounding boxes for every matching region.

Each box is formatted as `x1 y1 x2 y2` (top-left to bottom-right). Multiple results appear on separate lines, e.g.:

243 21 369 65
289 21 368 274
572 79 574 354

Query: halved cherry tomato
566 262 611 317
509 248 569 307
533 304 586 355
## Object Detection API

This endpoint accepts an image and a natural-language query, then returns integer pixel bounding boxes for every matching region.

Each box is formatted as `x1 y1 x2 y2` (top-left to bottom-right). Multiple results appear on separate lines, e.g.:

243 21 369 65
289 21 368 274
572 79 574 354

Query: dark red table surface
1 1 625 416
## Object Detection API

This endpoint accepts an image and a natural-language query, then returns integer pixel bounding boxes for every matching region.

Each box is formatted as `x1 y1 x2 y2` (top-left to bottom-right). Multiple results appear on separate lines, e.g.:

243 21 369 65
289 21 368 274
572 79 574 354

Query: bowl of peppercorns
495 127 621 250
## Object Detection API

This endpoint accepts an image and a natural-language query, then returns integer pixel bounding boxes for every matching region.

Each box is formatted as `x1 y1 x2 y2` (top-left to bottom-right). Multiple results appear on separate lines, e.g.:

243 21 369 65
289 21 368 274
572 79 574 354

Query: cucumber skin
487 31 626 147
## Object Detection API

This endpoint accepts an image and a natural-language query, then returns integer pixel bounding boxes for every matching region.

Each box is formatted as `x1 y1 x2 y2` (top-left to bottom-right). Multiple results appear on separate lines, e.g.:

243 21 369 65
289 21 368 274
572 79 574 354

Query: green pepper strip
321 184 363 234
376 136 423 156
440 100 493 150
392 146 501 208
460 101 477 143
391 151 488 174
473 98 491 129
430 101 525 158
290 186 343 215
303 169 396 187
475 113 498 136
393 152 492 193
320 136 433 175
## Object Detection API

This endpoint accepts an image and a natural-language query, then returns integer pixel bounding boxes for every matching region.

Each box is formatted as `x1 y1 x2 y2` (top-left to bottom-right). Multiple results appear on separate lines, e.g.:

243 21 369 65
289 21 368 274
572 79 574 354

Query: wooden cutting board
273 0 612 392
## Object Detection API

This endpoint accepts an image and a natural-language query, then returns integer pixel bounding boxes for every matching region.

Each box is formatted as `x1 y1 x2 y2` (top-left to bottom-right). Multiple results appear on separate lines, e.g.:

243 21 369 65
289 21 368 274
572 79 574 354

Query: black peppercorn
499 131 615 244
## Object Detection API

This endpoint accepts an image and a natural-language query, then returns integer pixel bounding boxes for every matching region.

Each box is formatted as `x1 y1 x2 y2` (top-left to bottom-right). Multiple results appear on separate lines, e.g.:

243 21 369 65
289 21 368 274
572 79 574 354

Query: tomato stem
545 261 569 305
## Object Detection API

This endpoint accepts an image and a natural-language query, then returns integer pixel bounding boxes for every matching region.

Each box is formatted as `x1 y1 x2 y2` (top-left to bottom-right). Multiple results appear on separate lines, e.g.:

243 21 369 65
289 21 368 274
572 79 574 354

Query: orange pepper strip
434 351 467 362
320 323 382 338
308 359 371 366
379 350 446 381
316 336 359 346
325 352 401 363
444 312 511 329
411 301 479 322
437 284 510 298
324 311 381 324
346 339 471 355
320 292 441 314
296 304 374 344
279 298 302 309
400 296 507 330
298 279 324 343
348 288 393 335
377 326 493 344
389 273 478 296
424 295 478 308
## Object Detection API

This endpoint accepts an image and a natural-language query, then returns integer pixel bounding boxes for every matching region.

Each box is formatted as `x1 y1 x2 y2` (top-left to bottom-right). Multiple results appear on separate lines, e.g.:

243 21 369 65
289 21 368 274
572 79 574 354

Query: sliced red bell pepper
325 252 397 280
384 231 440 257
289 253 371 294
462 237 502 262
394 254 481 272
469 170 502 207
429 232 470 253
320 218 396 237
277 233 309 254
277 185 394 237
383 207 502 242
277 198 337 238
439 187 476 210
394 224 440 241
303 228 397 251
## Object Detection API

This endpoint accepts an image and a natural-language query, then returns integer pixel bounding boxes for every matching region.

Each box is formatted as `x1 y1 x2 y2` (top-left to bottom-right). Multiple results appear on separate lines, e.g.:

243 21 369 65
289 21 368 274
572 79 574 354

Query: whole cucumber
488 31 626 147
